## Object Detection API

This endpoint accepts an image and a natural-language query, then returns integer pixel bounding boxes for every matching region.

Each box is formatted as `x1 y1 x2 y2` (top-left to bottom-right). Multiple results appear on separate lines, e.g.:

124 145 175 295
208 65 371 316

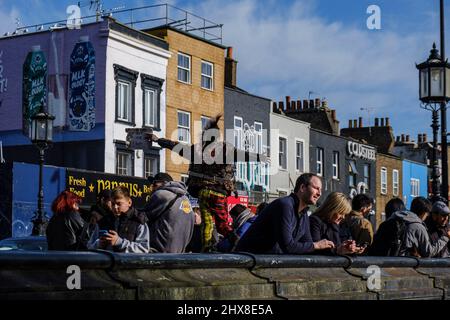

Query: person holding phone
87 186 150 253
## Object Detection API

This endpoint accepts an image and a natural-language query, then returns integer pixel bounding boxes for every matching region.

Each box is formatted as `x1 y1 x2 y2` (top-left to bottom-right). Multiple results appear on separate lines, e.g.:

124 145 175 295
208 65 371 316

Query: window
411 178 420 197
393 169 399 196
201 116 211 131
143 88 156 127
332 151 339 179
201 61 213 90
316 148 324 176
279 137 287 170
144 156 158 178
181 174 189 185
114 64 137 124
234 117 243 149
117 81 131 121
295 140 304 172
364 164 370 192
381 167 387 195
141 73 164 130
177 111 191 143
116 150 133 176
254 122 263 154
177 53 191 83
348 160 358 187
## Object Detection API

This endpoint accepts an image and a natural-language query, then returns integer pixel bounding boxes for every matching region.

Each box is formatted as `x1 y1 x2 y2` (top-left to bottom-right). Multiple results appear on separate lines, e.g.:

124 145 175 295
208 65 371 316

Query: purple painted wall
0 20 108 132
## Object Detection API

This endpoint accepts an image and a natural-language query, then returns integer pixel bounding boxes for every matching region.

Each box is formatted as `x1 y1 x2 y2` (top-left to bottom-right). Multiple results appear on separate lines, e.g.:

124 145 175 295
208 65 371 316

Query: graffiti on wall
0 51 7 94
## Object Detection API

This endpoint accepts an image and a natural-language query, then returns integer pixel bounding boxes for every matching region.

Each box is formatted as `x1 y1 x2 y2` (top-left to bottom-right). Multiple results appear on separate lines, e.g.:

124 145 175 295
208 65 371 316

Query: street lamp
417 43 450 200
30 108 55 236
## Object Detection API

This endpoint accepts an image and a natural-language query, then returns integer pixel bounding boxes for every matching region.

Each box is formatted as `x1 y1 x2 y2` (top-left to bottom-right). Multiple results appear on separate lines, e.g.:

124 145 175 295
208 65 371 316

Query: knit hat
431 201 450 216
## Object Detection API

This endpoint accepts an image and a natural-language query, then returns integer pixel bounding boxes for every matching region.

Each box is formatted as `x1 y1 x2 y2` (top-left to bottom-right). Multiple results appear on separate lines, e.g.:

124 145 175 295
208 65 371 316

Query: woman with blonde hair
310 192 363 255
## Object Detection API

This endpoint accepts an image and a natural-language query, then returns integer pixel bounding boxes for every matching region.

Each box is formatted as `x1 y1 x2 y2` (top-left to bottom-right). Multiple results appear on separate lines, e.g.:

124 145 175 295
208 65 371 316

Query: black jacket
234 193 314 254
309 214 341 255
46 211 85 251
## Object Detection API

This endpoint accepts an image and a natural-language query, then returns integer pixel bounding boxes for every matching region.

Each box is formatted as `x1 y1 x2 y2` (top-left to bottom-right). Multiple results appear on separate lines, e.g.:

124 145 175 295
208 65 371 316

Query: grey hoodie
143 181 195 253
391 210 450 257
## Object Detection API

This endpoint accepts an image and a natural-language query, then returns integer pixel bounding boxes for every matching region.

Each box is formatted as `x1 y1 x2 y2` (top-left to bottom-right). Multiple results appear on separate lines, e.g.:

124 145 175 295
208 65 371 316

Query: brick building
144 26 226 182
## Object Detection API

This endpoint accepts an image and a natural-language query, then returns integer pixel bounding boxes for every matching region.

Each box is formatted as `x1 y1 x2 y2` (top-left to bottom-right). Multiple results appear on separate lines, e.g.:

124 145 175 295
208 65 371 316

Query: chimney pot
380 118 385 126
315 98 321 108
331 109 336 121
291 101 296 110
286 96 291 109
310 100 315 109
353 119 357 128
385 117 390 127
348 119 352 128
227 47 233 59
406 135 410 142
303 100 309 109
396 136 400 142
375 118 379 127
272 102 278 113
423 133 428 142
296 100 302 110
418 134 422 144
358 117 363 128
279 101 284 111
401 134 405 142
322 100 328 108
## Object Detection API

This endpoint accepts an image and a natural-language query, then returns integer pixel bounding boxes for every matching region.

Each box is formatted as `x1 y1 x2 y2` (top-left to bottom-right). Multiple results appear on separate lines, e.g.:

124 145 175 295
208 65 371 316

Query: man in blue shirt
235 173 334 254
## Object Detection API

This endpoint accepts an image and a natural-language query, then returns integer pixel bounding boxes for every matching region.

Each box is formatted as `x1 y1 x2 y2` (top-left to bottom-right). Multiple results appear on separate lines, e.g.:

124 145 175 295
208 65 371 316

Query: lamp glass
430 67 444 97
420 68 429 98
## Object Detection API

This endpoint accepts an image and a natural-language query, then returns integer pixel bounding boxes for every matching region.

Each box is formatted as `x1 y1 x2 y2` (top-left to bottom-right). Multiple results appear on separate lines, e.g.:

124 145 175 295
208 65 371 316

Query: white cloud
180 0 437 137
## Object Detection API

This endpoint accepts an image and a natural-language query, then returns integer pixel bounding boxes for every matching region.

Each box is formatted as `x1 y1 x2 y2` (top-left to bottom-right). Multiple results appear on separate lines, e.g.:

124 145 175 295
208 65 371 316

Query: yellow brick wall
375 153 403 228
146 28 225 181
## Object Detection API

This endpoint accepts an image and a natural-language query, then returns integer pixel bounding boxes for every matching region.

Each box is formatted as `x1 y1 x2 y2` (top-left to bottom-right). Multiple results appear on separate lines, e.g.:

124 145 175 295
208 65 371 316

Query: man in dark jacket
234 173 334 254
425 201 450 257
87 186 149 253
144 179 195 253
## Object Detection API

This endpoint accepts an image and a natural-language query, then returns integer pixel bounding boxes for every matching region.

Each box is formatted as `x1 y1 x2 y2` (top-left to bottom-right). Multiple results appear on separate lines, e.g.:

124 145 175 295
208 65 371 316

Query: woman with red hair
46 190 85 250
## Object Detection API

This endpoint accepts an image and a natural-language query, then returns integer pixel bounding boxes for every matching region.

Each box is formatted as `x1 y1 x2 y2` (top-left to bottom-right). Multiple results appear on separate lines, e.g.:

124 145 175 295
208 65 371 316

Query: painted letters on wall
22 46 47 135
69 37 95 131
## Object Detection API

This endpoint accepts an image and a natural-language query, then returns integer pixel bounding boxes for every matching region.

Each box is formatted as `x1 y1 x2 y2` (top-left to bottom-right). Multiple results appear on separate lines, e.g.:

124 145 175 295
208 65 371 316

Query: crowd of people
45 172 450 258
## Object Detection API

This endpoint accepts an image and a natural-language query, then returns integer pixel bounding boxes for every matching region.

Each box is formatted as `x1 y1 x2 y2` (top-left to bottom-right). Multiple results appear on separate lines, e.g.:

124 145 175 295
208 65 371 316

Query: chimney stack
358 117 363 128
348 119 352 128
225 46 238 87
385 117 390 127
375 118 379 127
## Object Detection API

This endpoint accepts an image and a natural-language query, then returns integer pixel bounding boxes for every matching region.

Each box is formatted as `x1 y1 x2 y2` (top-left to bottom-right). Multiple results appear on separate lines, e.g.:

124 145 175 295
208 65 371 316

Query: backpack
368 216 409 256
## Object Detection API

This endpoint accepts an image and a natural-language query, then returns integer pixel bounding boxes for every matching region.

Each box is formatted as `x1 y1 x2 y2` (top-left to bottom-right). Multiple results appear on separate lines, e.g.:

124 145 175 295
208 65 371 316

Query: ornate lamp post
30 108 55 236
417 43 450 200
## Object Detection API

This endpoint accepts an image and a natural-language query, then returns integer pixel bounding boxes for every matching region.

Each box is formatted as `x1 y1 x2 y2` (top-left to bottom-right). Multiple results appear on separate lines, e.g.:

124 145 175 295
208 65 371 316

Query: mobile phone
98 230 109 237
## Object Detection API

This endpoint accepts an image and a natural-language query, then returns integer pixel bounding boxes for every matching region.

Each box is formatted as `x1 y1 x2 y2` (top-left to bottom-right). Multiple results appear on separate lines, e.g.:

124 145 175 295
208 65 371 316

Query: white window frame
332 151 339 179
116 150 133 176
234 116 243 150
177 110 191 143
177 52 191 84
117 80 131 122
381 167 387 195
278 135 288 170
143 87 157 127
411 178 420 197
393 169 399 196
254 122 263 154
181 174 189 185
143 156 158 178
201 60 214 90
316 147 324 177
295 139 305 173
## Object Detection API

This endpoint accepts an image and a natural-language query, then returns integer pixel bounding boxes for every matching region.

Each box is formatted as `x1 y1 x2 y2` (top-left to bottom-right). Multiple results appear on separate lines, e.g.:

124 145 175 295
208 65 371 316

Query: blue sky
0 0 448 142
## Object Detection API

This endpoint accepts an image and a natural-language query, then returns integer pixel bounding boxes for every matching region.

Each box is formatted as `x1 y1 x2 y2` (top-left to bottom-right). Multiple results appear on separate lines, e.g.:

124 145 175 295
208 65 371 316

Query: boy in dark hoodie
87 186 149 253
143 174 195 253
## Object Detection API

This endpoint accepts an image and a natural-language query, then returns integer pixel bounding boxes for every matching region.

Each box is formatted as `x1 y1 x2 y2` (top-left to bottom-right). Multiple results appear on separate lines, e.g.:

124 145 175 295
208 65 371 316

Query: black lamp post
30 108 55 236
417 43 450 200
